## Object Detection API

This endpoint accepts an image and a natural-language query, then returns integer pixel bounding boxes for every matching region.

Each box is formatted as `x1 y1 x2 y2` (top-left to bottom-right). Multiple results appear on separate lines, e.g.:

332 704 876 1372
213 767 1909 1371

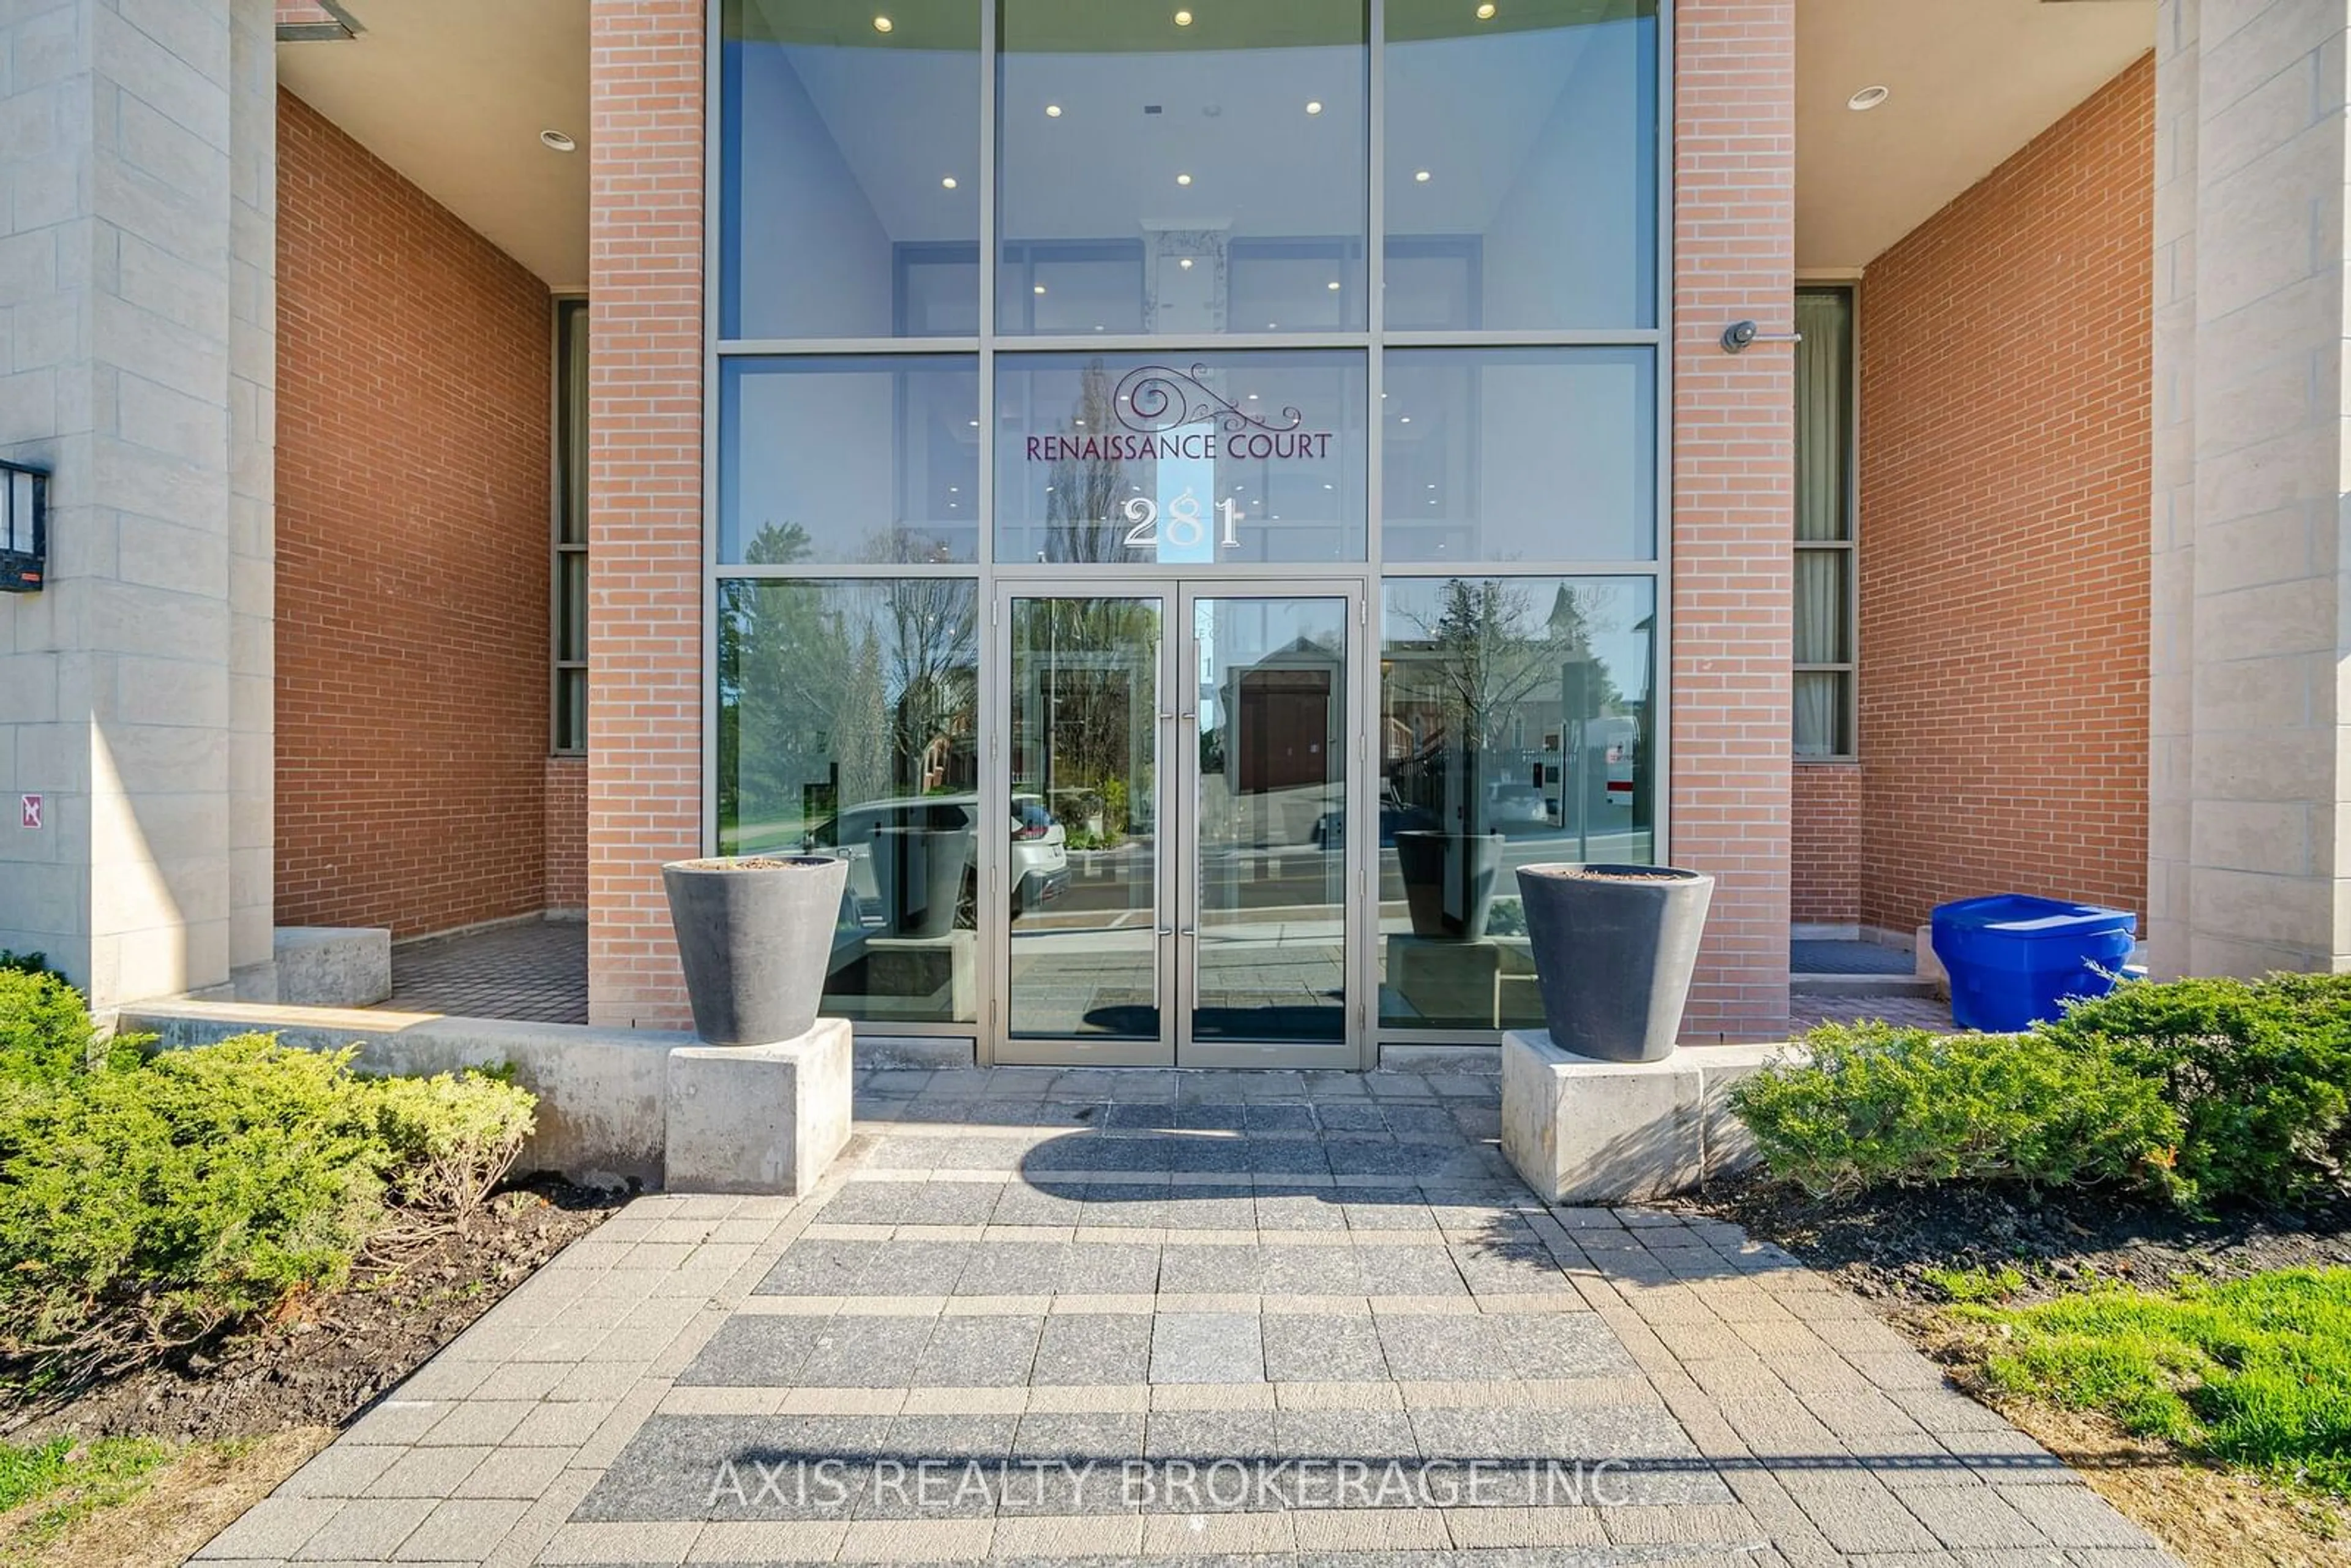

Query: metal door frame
1174 579 1368 1071
984 578 1370 1069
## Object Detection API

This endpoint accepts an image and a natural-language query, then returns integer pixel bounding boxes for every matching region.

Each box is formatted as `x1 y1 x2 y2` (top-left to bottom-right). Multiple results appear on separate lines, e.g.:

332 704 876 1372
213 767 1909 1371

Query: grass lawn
1952 1266 2351 1501
0 1434 177 1559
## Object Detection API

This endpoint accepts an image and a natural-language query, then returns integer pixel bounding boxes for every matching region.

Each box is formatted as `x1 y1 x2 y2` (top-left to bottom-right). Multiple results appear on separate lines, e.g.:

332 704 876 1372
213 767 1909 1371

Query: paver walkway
196 1069 2175 1567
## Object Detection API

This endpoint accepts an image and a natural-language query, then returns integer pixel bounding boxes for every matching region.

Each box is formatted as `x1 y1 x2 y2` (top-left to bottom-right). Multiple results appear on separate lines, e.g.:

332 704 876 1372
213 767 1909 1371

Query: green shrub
367 1068 536 1214
0 977 539 1381
0 1036 388 1360
0 969 102 1081
1729 1022 2182 1199
0 951 53 979
2042 974 2351 1203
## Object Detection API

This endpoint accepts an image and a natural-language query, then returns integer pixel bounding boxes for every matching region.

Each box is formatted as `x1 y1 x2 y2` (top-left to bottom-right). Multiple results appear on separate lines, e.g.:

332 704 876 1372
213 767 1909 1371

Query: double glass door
996 583 1361 1068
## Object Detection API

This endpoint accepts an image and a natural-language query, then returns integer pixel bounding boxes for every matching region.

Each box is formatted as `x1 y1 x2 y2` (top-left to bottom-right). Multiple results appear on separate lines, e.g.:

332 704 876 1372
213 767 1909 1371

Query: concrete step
1789 972 1944 999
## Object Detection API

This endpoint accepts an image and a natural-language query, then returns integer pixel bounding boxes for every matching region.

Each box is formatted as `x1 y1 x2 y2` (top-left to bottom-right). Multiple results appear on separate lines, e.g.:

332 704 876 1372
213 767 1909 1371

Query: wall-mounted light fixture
1719 320 1802 354
0 459 46 593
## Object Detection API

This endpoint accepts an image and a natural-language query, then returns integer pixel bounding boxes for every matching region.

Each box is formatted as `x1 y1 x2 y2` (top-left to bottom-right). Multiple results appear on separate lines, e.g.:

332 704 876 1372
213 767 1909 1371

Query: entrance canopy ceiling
276 0 591 291
1796 0 2154 271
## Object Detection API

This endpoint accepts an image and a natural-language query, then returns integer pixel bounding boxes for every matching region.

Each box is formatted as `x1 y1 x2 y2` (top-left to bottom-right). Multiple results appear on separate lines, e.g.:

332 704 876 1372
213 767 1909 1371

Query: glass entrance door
996 583 1361 1067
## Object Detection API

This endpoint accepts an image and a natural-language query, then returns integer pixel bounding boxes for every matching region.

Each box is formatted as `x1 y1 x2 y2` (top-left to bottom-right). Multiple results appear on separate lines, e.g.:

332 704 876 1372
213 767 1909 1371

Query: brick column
1670 0 1796 1039
585 0 705 1028
2148 0 2351 975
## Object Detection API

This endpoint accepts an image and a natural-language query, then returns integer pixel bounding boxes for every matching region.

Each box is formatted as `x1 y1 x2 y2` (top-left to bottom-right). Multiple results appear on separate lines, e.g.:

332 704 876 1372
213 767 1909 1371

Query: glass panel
996 1 1368 337
1377 577 1655 1033
721 0 981 340
995 350 1367 563
1794 669 1848 759
1382 348 1654 563
718 579 981 1024
1384 0 1657 330
559 302 588 546
1795 288 1854 542
557 669 587 755
721 356 980 563
558 553 587 664
1191 595 1348 1045
1008 598 1163 1040
1793 548 1850 665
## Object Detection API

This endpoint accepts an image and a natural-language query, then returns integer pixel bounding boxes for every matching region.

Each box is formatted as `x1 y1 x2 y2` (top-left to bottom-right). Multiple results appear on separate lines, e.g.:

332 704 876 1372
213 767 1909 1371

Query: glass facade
713 0 1665 1059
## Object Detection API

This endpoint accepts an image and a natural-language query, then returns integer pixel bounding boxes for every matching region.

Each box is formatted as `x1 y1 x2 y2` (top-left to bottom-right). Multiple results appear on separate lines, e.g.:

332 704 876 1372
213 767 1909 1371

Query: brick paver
193 1068 2176 1565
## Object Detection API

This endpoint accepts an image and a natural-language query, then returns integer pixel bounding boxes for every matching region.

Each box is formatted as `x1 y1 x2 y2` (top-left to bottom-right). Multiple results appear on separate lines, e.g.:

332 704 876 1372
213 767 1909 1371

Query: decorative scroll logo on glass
1114 364 1303 435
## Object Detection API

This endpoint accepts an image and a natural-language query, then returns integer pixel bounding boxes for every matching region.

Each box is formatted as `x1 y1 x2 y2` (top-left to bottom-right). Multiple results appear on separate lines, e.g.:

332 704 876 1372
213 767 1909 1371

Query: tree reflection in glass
1379 577 1653 1032
718 560 982 1023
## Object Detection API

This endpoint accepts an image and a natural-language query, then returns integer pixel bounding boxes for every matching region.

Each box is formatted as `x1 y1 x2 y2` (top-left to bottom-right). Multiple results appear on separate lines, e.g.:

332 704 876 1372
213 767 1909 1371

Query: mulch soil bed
1 1177 623 1446
1684 1171 2351 1310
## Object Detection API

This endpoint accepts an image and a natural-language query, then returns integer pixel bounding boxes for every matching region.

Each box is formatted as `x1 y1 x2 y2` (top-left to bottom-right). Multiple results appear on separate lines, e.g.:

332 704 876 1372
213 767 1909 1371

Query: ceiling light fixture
539 129 577 152
1327 280 1341 291
872 13 892 30
1046 104 1062 117
941 176 958 188
1174 8 1193 22
1847 84 1889 111
1306 100 1324 114
1176 173 1193 186
1179 257 1194 269
1414 170 1431 182
1475 2 1496 17
1034 284 1047 294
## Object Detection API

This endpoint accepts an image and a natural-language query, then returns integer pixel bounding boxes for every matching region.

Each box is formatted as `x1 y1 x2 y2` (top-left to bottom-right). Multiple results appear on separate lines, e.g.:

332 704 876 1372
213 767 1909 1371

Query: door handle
1180 712 1197 722
1157 926 1174 936
1178 926 1196 937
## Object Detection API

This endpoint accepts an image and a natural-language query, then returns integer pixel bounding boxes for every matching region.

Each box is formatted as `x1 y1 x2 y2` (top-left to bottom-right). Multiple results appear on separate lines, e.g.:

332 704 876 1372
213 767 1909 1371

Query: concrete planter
1516 863 1714 1063
1395 830 1505 940
662 855 848 1046
871 826 973 938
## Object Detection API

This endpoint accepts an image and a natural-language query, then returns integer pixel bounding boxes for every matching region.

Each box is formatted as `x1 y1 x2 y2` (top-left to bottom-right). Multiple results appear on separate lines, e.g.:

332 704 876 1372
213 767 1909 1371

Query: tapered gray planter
1516 863 1714 1063
1395 830 1505 940
663 855 848 1046
871 826 972 938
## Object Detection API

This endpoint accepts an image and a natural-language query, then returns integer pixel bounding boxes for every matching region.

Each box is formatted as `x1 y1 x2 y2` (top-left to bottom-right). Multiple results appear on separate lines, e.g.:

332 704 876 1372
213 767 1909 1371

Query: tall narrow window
1793 287 1854 759
553 298 589 754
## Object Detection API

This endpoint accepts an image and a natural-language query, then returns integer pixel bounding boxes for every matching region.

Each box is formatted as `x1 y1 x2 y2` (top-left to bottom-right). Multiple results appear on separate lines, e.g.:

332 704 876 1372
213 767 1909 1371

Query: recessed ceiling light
1034 284 1047 294
1179 257 1194 269
1327 280 1341 291
872 13 892 31
1475 2 1496 17
1046 104 1062 117
539 129 577 152
940 176 958 188
1400 416 1411 423
1414 170 1431 182
1174 8 1193 22
1176 173 1192 186
1306 100 1324 114
1847 84 1889 111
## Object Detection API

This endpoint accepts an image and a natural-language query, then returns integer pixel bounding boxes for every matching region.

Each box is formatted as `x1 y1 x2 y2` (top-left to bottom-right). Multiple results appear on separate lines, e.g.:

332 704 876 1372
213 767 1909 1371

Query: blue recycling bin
1930 894 2138 1033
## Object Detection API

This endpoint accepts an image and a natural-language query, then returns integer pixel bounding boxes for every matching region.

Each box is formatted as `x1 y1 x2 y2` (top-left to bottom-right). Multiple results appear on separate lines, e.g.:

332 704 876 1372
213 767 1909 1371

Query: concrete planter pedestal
1500 1030 1785 1204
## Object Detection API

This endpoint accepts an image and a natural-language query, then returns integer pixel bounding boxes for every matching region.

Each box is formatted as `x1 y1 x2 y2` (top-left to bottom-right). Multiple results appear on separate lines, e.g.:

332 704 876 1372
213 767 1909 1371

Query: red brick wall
276 90 554 939
1855 56 2152 937
1791 764 1859 926
586 1 704 1028
546 756 587 911
1671 0 1796 1040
